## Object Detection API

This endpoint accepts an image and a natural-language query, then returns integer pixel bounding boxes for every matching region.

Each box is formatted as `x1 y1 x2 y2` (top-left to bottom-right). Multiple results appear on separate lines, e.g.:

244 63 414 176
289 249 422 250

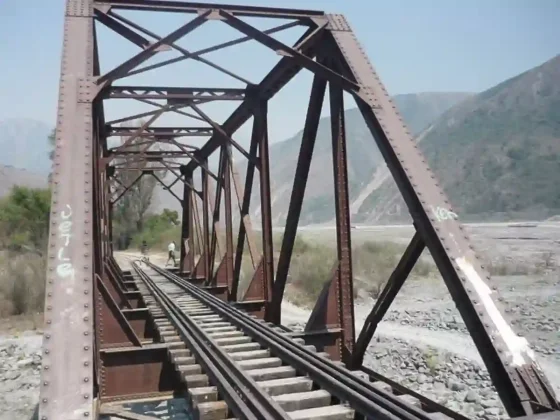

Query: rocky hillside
248 92 472 225
357 54 560 223
391 93 473 135
0 118 52 175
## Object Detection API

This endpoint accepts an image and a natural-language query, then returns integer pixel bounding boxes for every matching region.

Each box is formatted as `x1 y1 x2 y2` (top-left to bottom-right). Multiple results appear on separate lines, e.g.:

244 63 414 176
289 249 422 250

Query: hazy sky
1 0 558 143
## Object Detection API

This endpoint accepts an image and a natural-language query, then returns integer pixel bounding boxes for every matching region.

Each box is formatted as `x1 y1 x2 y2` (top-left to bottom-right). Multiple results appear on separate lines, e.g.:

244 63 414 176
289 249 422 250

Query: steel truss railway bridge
41 1 559 419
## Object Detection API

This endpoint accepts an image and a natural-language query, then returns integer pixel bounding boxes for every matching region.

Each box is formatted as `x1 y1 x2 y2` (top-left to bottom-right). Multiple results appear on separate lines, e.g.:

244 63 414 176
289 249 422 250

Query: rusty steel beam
97 10 211 84
151 172 182 203
328 80 355 364
110 172 145 205
231 114 259 286
201 161 211 279
95 0 325 19
190 104 255 162
106 101 206 126
270 72 326 324
110 165 179 171
303 79 355 365
109 10 251 85
125 20 302 79
109 150 198 157
255 100 274 318
41 1 96 417
106 126 214 137
220 10 357 91
206 148 230 284
183 22 326 173
107 86 247 101
222 144 235 299
94 7 153 49
353 231 426 368
180 167 195 273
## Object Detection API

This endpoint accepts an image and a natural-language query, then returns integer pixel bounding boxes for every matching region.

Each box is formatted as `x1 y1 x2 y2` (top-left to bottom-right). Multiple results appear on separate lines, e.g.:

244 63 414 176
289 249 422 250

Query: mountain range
247 92 471 225
0 118 50 198
247 54 560 225
148 92 471 217
1 54 558 224
355 54 560 223
0 164 47 197
0 118 52 175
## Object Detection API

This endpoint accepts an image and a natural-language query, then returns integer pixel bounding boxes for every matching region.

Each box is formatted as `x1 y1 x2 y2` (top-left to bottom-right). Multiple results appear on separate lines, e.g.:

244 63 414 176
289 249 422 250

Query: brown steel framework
41 1 558 419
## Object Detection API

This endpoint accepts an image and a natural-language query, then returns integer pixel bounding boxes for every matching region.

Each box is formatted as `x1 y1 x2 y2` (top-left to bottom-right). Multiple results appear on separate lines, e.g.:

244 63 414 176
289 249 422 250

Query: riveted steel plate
39 1 95 419
66 0 93 17
327 14 351 32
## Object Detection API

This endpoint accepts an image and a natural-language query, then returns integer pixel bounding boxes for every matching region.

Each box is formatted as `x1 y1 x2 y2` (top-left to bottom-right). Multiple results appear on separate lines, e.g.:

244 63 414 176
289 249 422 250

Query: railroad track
128 260 466 420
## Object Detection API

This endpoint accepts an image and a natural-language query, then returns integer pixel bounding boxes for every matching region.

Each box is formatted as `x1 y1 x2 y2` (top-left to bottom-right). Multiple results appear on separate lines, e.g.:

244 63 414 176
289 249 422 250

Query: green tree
161 208 179 225
111 120 168 249
0 186 51 254
129 208 188 252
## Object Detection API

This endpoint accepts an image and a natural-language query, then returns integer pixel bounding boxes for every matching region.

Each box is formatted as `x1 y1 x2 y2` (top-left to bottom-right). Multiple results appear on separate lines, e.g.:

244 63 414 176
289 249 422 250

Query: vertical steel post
180 167 194 273
271 74 327 323
40 1 95 418
201 161 211 279
223 144 235 299
329 81 355 363
256 100 274 308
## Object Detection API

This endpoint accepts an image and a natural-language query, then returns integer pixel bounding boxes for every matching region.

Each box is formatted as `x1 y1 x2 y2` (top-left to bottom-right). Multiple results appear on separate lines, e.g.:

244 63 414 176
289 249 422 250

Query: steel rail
132 262 292 420
147 261 438 420
131 261 259 420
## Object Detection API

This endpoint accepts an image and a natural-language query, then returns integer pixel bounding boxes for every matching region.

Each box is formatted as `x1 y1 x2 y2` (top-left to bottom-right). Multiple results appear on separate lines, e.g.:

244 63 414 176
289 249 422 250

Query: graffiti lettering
431 205 458 222
56 204 75 278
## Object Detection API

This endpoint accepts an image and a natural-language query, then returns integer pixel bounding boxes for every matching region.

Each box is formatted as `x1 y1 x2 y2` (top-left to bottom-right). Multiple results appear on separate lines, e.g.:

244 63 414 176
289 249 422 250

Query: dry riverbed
283 269 560 420
1 223 558 419
287 223 560 419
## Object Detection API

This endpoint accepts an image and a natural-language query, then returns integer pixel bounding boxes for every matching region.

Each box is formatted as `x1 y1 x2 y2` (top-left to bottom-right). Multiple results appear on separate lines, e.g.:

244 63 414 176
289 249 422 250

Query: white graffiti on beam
56 204 75 278
431 206 458 222
455 256 535 367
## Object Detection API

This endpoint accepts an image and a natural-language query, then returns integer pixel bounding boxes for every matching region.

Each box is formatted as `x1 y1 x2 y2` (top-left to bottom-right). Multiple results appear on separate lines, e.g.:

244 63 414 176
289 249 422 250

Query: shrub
0 186 50 318
423 349 440 375
352 241 437 299
129 209 201 254
353 241 403 298
237 256 259 300
288 243 336 305
0 253 46 317
276 236 437 306
0 186 51 253
485 257 545 276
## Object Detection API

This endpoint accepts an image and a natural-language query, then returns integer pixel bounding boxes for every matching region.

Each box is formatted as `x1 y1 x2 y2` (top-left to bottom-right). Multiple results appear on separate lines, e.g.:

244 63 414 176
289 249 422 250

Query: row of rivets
41 2 95 418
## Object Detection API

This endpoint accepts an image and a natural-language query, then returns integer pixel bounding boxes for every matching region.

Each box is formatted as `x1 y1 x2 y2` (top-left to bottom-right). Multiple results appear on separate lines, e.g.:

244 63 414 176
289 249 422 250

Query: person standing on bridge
166 241 177 267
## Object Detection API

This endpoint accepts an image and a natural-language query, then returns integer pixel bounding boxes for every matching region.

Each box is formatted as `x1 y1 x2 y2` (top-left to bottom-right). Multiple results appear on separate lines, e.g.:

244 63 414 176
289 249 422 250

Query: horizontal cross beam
109 150 197 157
95 1 324 19
110 156 188 163
107 126 214 137
110 166 181 171
107 86 247 101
